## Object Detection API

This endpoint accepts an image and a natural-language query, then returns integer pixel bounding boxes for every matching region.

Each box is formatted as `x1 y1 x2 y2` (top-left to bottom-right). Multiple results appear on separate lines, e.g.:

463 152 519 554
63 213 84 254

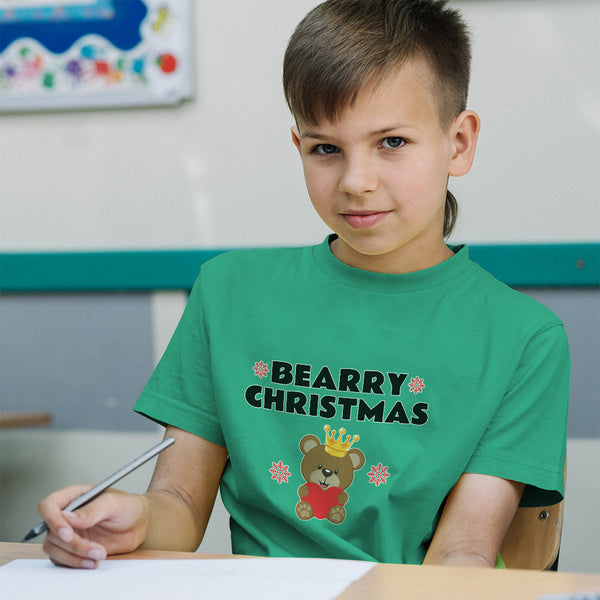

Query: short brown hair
283 0 472 237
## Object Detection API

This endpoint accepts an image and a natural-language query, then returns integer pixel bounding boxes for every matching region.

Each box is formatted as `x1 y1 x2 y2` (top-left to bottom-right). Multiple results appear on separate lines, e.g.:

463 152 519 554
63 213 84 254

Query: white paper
0 557 375 600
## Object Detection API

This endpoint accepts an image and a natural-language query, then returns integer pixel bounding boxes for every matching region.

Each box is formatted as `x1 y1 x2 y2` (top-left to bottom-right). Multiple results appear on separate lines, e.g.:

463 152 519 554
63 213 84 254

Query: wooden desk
0 411 52 429
1 543 599 599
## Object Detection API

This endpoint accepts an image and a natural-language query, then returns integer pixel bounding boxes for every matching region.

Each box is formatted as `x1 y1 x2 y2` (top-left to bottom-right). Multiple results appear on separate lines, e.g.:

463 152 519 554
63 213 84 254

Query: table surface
1 542 599 600
0 411 52 428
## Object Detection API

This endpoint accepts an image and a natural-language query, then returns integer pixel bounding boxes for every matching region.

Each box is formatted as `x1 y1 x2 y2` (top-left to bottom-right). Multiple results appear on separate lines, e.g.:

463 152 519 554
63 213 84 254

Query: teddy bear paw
328 505 346 524
296 501 313 520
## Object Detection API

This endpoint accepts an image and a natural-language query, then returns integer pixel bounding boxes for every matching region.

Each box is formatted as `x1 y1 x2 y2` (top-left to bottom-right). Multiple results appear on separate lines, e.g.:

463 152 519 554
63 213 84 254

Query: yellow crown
323 425 359 458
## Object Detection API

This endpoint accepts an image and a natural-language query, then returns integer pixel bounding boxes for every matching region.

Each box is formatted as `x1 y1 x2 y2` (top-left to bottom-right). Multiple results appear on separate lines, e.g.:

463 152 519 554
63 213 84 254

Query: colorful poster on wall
0 0 193 111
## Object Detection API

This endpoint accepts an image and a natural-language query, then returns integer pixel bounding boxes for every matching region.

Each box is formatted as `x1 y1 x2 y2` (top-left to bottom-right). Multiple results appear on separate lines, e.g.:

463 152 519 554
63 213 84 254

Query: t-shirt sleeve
464 323 570 507
134 271 226 447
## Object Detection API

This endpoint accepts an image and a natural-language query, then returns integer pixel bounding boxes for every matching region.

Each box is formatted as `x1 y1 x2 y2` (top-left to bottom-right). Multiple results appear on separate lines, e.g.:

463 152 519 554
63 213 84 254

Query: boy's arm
422 473 524 568
39 426 227 568
141 425 227 551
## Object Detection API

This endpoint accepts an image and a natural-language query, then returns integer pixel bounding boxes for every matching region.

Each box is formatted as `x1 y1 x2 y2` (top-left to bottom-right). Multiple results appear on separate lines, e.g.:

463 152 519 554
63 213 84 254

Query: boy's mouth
342 210 389 229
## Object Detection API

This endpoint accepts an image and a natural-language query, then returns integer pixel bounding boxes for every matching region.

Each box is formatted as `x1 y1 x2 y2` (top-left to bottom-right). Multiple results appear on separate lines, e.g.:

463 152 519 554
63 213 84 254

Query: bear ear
299 434 321 455
348 448 366 470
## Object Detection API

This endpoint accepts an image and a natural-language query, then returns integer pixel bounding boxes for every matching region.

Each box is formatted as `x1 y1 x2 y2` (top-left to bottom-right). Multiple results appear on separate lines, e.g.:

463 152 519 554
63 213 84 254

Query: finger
39 508 108 567
49 515 107 558
38 484 94 539
62 495 116 531
63 491 147 556
43 524 106 570
42 533 103 570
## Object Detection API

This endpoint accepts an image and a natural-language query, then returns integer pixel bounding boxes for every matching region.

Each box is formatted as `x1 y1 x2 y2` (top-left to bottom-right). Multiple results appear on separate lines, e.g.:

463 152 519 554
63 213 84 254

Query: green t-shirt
135 236 569 564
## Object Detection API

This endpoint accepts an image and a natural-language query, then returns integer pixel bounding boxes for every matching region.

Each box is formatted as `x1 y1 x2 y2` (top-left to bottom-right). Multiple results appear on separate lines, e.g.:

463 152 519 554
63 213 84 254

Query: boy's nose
338 157 378 197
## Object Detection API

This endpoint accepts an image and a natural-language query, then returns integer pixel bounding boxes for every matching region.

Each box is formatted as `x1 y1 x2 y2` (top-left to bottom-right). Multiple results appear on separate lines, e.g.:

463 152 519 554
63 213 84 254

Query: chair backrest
500 499 565 569
501 460 567 570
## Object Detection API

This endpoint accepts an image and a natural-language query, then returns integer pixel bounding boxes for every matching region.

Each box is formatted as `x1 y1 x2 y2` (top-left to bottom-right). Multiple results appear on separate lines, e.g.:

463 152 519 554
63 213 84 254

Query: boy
39 0 569 569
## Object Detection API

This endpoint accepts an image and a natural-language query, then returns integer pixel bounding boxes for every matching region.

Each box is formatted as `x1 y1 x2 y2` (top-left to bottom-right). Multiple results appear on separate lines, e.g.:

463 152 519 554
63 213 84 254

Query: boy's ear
448 110 480 177
291 125 303 156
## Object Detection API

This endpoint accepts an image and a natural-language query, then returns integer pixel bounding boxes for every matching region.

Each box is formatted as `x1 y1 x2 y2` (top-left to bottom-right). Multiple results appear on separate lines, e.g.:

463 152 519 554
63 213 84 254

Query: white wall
0 1 598 250
452 0 600 243
0 1 325 251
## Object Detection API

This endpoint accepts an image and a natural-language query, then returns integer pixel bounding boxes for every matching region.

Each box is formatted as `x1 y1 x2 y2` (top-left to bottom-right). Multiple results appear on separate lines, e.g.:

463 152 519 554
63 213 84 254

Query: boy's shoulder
468 257 564 330
197 244 317 288
204 244 310 271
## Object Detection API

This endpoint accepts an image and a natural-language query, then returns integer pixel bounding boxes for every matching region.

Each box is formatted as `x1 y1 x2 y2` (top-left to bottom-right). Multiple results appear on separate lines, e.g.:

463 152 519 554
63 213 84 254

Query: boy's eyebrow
300 125 416 140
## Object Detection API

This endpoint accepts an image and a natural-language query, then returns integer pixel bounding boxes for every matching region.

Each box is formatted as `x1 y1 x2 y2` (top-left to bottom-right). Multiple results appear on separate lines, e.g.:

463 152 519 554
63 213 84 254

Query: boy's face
292 58 478 274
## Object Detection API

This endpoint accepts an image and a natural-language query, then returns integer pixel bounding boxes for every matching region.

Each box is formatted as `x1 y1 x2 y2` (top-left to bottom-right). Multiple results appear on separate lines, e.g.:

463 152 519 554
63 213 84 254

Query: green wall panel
1 244 598 292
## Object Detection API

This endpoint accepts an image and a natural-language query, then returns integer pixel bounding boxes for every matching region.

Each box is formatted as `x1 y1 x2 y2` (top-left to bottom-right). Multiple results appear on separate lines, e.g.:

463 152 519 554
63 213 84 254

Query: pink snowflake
253 360 270 379
367 463 390 487
408 376 425 394
269 460 291 484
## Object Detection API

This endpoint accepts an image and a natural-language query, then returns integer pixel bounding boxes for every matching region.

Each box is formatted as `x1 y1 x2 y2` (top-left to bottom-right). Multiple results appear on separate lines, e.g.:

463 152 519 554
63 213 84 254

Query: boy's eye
313 143 339 155
381 137 406 149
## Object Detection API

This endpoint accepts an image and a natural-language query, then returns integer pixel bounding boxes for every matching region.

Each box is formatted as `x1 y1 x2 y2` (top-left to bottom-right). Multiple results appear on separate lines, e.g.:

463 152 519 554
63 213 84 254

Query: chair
500 462 566 570
500 499 564 569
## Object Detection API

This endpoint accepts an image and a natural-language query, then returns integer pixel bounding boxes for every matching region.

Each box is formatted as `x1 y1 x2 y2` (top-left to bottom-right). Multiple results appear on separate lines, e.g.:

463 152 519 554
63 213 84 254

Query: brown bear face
299 434 365 491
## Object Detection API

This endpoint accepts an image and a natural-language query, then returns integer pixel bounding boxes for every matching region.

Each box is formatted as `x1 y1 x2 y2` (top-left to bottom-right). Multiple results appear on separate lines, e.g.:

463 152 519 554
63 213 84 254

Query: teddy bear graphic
296 425 365 524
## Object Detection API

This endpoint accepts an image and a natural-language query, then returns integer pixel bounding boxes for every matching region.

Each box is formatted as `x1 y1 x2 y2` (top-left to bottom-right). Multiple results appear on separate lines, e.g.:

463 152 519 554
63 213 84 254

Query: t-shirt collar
311 234 472 293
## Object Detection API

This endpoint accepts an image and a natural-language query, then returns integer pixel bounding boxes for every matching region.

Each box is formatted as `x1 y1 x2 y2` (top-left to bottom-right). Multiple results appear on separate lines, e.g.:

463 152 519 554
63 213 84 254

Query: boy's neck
330 236 455 274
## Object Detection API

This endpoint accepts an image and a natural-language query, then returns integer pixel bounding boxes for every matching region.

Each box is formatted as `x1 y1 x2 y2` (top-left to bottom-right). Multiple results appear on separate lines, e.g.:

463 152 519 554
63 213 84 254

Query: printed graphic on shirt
296 425 365 524
269 460 291 484
247 360 429 426
408 376 425 394
367 463 391 487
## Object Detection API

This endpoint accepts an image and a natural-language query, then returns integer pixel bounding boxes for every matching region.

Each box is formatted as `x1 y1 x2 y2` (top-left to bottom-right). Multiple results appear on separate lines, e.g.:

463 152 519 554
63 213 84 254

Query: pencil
20 436 175 542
